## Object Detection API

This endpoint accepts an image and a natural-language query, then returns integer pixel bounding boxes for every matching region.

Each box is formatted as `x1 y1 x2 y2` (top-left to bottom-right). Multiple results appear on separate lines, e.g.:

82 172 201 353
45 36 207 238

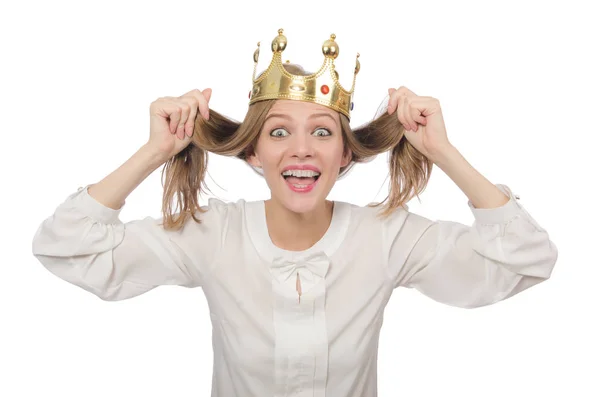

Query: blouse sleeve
31 185 229 301
384 184 558 308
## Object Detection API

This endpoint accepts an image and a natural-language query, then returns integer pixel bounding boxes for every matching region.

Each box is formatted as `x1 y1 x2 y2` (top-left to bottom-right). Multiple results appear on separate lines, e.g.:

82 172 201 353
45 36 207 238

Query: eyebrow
265 112 337 123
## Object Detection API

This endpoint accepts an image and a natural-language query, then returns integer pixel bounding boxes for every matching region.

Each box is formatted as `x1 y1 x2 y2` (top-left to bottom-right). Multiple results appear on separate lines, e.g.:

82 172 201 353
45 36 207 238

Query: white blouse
31 183 558 397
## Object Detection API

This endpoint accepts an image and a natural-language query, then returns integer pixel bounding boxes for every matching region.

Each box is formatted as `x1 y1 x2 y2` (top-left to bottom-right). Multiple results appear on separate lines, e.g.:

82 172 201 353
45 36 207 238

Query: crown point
250 29 359 120
272 31 287 52
357 52 360 58
253 47 260 63
322 38 339 59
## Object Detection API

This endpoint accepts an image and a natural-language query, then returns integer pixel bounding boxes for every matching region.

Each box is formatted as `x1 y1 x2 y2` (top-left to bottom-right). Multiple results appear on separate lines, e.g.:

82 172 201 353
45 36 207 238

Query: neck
264 199 334 251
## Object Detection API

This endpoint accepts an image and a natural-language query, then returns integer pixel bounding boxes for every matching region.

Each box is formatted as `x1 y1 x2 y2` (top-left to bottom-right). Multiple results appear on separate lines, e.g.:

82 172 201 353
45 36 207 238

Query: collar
244 199 351 264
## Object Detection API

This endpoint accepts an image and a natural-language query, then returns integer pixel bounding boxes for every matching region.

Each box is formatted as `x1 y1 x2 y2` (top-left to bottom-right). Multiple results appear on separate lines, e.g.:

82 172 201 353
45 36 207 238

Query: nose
290 131 315 159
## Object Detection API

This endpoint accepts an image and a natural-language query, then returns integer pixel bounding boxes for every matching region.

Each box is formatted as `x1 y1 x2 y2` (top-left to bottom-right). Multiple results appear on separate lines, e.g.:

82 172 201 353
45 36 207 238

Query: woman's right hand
147 88 212 161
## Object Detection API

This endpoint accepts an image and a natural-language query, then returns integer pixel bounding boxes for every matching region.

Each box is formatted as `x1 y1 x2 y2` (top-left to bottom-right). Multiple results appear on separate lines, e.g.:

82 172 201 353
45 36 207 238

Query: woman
32 29 558 397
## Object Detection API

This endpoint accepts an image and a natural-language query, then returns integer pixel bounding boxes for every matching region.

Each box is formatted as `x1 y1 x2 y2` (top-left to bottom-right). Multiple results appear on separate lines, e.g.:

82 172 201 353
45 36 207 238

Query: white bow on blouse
270 251 331 288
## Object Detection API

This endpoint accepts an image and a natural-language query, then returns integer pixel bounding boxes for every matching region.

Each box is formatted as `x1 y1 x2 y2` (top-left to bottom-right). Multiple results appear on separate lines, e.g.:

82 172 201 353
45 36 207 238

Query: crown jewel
249 29 360 119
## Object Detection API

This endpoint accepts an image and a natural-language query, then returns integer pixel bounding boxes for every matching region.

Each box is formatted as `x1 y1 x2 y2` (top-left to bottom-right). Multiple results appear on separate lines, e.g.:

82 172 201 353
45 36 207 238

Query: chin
273 175 331 214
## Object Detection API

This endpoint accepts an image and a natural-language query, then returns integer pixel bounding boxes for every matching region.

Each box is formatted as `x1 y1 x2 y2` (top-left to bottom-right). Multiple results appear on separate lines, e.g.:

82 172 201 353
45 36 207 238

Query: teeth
281 169 321 177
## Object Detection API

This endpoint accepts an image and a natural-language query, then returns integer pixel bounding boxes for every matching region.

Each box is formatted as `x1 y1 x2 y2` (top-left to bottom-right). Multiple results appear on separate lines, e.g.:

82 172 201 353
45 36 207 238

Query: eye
313 128 332 137
270 128 289 138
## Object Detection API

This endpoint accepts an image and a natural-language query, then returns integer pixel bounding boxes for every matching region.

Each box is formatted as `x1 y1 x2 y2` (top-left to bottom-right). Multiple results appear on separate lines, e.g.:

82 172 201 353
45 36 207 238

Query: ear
340 146 352 168
246 146 262 168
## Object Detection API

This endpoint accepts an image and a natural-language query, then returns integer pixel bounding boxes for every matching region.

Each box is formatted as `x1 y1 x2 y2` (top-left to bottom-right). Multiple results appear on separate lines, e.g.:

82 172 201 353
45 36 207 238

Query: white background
1 0 598 396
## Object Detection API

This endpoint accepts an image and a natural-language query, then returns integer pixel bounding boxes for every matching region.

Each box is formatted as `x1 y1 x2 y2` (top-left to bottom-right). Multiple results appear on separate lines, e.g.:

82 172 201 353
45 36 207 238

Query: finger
397 86 418 98
150 97 176 123
397 95 409 131
410 104 427 126
186 89 210 120
405 98 418 131
181 88 211 120
387 88 397 114
202 88 212 104
177 101 191 140
168 105 182 135
402 98 412 131
409 97 438 122
180 96 199 137
200 88 212 120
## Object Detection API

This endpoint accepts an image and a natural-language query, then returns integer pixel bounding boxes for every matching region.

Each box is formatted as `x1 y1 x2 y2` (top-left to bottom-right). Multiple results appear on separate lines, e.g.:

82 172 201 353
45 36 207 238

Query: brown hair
160 64 433 230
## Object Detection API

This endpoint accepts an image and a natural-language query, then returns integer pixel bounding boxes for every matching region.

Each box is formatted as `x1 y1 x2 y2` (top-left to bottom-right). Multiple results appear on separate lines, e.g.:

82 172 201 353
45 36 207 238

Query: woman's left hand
387 86 454 163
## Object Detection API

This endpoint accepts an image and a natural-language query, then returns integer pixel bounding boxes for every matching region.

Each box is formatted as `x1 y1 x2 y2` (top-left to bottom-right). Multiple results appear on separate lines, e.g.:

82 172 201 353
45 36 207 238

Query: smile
281 172 320 193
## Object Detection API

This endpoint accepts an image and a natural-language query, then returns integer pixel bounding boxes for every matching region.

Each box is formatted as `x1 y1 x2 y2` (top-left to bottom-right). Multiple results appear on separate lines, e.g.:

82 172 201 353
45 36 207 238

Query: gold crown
248 29 360 119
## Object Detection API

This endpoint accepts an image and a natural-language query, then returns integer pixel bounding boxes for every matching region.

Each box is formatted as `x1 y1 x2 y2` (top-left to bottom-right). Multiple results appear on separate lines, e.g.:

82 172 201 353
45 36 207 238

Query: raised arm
383 87 557 308
32 89 221 301
32 183 228 301
385 183 558 308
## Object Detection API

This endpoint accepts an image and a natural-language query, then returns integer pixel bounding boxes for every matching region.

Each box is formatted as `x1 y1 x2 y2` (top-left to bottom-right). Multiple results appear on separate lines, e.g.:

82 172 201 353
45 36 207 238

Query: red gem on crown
320 85 330 95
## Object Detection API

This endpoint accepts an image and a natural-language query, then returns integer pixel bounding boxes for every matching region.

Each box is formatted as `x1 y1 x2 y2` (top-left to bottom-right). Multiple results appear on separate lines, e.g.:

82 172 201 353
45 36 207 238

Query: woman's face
248 100 351 214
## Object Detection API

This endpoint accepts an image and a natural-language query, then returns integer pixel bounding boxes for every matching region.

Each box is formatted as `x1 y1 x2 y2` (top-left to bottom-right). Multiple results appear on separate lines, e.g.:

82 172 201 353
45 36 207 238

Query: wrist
431 144 460 168
139 144 169 169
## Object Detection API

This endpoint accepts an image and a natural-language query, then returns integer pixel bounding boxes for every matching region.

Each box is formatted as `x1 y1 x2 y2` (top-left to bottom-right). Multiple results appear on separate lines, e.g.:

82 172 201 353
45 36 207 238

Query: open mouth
281 170 321 191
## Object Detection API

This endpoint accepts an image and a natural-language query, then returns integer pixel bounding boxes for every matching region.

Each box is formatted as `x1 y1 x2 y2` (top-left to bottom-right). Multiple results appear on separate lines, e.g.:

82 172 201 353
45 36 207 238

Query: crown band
248 29 360 119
